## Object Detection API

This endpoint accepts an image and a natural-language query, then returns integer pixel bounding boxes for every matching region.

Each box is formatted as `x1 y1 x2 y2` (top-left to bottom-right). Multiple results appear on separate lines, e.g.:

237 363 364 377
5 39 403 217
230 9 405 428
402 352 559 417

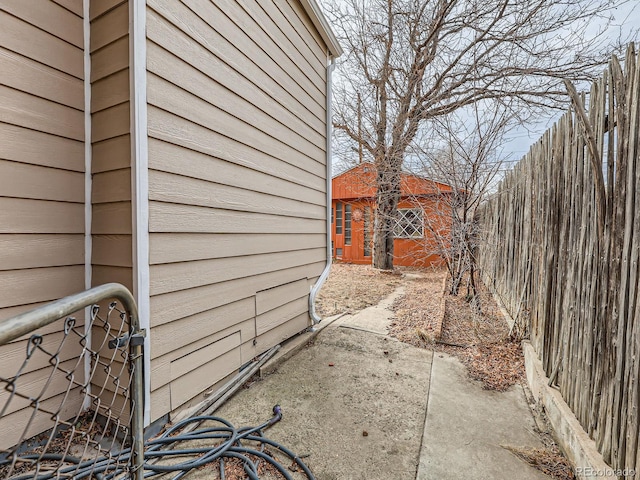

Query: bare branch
323 0 637 269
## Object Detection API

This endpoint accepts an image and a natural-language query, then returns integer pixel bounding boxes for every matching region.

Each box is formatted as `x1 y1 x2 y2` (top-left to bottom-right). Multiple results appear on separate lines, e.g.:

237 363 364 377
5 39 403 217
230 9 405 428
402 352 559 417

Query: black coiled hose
2 406 315 480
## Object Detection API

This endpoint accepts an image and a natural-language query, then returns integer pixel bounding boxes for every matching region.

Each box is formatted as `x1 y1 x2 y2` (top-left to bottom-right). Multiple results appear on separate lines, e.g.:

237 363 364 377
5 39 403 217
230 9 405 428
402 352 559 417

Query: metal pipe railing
0 283 145 480
0 283 137 344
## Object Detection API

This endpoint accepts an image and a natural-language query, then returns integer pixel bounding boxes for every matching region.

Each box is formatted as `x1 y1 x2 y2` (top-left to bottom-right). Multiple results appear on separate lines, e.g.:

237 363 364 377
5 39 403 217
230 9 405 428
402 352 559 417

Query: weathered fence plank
478 44 640 472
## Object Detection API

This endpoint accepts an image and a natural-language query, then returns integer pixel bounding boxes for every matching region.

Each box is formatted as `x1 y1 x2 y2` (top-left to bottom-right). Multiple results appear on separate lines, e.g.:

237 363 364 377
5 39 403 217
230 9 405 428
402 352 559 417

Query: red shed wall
331 163 452 267
331 197 449 267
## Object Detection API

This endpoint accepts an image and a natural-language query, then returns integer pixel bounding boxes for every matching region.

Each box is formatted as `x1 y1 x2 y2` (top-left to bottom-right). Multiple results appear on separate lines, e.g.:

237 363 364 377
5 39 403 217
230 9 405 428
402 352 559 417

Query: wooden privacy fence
477 44 640 472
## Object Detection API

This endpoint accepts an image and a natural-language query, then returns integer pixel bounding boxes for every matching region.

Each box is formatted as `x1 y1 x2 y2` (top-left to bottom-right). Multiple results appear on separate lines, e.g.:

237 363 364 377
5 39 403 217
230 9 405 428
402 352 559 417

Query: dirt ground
435 280 526 392
314 263 402 317
388 269 446 347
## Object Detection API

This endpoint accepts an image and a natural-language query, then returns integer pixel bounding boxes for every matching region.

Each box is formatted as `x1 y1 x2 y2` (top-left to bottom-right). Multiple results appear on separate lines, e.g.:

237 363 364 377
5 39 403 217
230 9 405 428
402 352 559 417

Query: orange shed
331 163 453 267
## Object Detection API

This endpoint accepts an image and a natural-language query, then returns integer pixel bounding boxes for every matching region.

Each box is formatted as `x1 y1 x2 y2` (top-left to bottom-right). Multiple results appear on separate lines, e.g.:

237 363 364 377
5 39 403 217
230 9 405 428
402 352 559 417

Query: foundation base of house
522 341 615 479
258 312 347 377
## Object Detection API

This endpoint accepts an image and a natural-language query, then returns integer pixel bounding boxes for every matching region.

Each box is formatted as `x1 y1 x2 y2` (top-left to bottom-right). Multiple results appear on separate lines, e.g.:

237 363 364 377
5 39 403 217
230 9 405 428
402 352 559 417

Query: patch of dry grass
458 340 525 391
315 262 402 317
503 446 575 480
388 268 447 347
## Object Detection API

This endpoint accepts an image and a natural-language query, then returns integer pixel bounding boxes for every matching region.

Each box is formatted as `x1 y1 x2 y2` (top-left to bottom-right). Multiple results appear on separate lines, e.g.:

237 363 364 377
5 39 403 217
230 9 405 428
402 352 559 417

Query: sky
325 0 640 176
501 2 640 163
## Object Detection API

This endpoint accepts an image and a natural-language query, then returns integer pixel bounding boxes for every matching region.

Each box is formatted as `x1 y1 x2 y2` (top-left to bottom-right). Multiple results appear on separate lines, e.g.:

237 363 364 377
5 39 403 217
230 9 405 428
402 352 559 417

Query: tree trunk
373 165 401 270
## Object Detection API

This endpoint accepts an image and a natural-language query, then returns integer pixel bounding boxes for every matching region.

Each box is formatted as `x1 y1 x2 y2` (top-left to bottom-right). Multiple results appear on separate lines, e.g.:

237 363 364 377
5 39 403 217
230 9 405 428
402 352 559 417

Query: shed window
345 204 352 245
336 248 343 257
364 206 372 256
336 203 343 234
394 209 424 238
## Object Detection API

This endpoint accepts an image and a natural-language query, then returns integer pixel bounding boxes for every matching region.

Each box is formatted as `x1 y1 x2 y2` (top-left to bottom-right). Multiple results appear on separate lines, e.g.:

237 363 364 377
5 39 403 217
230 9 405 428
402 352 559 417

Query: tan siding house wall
0 0 86 448
87 0 134 425
145 0 330 417
89 0 133 292
0 0 339 439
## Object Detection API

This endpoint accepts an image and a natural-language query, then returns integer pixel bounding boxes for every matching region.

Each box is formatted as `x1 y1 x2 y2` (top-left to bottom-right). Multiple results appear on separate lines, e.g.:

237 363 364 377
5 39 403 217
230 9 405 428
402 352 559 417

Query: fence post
130 329 146 480
123 294 146 480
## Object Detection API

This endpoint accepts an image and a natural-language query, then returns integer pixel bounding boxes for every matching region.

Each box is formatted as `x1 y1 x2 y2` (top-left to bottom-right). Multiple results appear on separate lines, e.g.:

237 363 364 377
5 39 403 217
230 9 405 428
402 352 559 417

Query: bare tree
409 101 514 310
325 0 636 270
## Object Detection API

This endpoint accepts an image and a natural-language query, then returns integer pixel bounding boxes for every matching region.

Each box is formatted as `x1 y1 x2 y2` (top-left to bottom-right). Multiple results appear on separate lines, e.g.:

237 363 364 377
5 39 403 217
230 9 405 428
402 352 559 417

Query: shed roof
332 162 453 200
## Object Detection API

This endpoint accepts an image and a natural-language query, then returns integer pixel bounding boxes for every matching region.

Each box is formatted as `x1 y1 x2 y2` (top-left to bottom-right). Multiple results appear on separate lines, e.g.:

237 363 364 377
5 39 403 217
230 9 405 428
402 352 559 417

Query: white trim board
130 0 152 427
299 0 342 57
83 0 93 412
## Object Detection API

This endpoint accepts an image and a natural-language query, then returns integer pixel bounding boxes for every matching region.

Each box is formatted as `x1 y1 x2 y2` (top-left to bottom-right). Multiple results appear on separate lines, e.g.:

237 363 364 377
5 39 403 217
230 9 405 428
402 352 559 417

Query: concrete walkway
417 354 548 479
333 285 405 335
213 287 551 479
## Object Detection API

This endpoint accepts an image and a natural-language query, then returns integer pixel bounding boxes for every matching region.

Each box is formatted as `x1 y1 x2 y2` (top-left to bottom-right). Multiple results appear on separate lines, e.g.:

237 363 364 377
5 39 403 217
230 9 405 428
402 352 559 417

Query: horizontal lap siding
86 2 133 438
146 0 330 418
0 1 85 449
89 1 133 292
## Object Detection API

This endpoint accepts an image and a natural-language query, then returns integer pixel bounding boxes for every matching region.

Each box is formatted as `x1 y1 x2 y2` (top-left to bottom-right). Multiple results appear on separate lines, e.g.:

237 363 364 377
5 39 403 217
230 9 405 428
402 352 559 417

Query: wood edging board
522 341 614 479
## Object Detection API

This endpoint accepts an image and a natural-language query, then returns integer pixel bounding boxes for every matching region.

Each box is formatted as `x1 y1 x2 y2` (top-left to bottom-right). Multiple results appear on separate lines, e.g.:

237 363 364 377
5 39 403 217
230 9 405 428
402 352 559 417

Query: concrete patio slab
334 286 405 335
215 324 432 480
185 286 558 480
